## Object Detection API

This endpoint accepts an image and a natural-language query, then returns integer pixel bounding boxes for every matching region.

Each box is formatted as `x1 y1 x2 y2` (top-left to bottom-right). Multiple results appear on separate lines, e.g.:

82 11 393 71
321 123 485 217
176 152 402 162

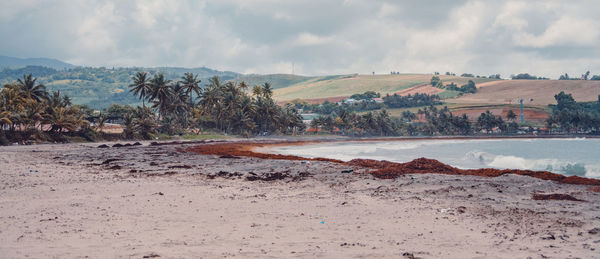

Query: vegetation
289 91 439 115
546 91 600 133
0 66 240 109
3 71 599 146
0 74 90 145
383 93 440 108
511 73 549 80
444 80 477 94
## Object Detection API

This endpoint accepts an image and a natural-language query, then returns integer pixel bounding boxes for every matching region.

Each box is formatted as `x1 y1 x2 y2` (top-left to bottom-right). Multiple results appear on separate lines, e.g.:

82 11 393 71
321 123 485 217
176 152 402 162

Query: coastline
185 138 600 190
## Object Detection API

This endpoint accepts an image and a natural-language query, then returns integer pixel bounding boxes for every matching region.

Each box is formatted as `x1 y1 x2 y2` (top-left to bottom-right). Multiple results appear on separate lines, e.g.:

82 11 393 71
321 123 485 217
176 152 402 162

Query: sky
1 0 600 78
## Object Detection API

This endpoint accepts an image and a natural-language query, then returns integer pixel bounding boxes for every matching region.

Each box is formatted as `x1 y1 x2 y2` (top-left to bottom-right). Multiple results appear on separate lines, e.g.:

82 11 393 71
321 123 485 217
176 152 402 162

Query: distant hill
273 74 497 101
0 66 241 109
0 55 75 69
231 74 314 89
450 80 600 106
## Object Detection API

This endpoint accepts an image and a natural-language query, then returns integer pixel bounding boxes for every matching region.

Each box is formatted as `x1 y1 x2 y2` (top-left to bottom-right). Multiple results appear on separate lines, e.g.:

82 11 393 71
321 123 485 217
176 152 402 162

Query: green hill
0 55 75 69
0 66 240 109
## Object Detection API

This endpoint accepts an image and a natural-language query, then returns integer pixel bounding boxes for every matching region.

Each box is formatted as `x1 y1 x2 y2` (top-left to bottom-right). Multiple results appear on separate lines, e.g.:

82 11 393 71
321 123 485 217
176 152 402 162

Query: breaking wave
464 151 598 177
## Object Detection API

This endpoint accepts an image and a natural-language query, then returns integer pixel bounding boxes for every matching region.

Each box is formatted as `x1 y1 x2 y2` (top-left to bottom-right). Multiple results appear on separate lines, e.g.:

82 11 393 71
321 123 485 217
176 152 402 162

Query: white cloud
514 17 599 47
1 0 600 78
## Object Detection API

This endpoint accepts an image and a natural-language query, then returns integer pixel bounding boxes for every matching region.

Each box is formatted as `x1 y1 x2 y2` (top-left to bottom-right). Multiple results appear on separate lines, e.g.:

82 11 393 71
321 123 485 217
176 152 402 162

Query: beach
1 140 599 258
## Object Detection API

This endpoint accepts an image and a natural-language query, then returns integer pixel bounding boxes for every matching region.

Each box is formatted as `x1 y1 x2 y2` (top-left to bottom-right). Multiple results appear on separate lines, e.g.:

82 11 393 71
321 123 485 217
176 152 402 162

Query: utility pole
520 99 524 123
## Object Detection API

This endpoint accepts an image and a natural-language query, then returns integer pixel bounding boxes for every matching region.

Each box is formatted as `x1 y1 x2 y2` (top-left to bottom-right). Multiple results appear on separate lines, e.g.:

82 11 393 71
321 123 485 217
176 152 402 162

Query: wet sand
1 140 600 258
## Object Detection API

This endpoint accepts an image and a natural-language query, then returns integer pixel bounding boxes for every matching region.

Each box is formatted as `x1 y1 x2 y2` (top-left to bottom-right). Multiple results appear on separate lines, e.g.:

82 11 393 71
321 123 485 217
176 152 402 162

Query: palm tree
252 85 262 97
129 72 152 108
44 106 83 133
148 73 173 119
0 111 11 130
95 113 108 134
261 82 273 98
122 112 135 139
507 110 517 122
238 81 249 92
17 74 47 102
134 116 158 140
180 72 202 106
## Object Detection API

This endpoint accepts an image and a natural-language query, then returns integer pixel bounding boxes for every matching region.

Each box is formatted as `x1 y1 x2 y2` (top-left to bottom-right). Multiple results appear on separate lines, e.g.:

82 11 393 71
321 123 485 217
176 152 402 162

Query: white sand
1 142 599 258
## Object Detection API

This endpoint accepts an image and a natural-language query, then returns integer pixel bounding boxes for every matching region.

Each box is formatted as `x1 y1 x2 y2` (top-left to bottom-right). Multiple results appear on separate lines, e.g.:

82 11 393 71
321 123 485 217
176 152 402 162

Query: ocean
267 138 600 179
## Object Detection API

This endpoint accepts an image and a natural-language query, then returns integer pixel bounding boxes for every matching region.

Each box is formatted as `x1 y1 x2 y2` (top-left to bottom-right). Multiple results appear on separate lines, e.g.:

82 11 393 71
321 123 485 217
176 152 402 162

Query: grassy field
451 80 600 105
273 74 497 101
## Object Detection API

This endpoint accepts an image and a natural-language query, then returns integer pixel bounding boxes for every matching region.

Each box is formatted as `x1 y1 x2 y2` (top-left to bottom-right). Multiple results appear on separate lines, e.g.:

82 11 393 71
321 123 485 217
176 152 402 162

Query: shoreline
185 138 600 191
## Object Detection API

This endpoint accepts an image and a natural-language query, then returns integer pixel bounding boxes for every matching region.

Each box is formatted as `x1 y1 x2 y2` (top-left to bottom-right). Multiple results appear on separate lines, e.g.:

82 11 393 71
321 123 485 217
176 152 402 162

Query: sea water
268 138 600 179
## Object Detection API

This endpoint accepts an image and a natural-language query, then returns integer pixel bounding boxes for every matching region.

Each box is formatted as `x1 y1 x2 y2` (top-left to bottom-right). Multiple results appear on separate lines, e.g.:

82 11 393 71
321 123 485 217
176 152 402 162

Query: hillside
231 74 314 89
0 55 75 69
273 74 497 101
449 80 600 106
0 66 240 109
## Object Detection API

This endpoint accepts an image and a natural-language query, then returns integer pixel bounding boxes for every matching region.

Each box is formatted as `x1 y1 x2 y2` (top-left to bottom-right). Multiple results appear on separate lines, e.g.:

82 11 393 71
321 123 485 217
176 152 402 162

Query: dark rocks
219 155 241 159
97 144 109 148
112 143 123 148
167 165 193 169
101 158 121 165
589 228 600 235
532 193 586 202
341 169 354 174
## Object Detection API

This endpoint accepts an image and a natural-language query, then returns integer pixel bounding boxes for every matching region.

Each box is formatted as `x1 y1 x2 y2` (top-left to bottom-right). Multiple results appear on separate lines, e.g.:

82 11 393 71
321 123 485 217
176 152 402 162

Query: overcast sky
1 0 599 78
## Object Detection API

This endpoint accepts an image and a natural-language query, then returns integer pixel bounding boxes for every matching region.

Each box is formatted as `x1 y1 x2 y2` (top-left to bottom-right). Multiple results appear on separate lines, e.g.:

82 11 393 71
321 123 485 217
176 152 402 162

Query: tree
583 71 590 80
129 72 152 107
460 80 477 93
95 113 108 135
148 73 173 119
17 74 47 102
554 91 576 111
261 82 273 98
180 72 202 106
506 110 517 122
430 76 441 87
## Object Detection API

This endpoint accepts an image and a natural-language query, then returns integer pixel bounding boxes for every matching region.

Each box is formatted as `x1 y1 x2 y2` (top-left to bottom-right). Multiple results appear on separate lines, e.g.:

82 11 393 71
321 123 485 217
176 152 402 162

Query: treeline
546 91 600 133
511 73 549 80
306 105 521 136
289 91 440 115
383 93 440 108
558 71 600 80
430 76 477 94
289 99 384 115
0 74 92 145
0 66 240 109
125 72 305 137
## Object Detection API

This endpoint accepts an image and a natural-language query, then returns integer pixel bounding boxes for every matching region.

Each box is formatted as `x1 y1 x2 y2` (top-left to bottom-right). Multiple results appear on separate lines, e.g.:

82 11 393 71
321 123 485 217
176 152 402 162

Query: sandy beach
1 140 600 258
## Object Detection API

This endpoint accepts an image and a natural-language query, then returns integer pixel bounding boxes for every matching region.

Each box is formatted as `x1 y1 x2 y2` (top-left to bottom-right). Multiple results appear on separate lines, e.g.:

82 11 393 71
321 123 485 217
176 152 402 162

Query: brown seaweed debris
186 142 342 163
532 193 586 202
589 186 600 192
185 141 600 188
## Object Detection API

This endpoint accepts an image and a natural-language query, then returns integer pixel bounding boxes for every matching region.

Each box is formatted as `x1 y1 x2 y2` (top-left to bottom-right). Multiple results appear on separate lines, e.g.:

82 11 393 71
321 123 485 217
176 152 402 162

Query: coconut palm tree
129 72 152 108
44 106 87 133
17 74 47 102
252 85 262 97
148 73 173 119
95 113 108 135
261 82 273 98
180 72 202 106
0 111 11 130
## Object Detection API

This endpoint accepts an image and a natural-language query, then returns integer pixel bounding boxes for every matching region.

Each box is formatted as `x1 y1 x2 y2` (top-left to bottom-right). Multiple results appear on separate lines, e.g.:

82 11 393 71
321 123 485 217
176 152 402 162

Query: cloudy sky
1 0 599 78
